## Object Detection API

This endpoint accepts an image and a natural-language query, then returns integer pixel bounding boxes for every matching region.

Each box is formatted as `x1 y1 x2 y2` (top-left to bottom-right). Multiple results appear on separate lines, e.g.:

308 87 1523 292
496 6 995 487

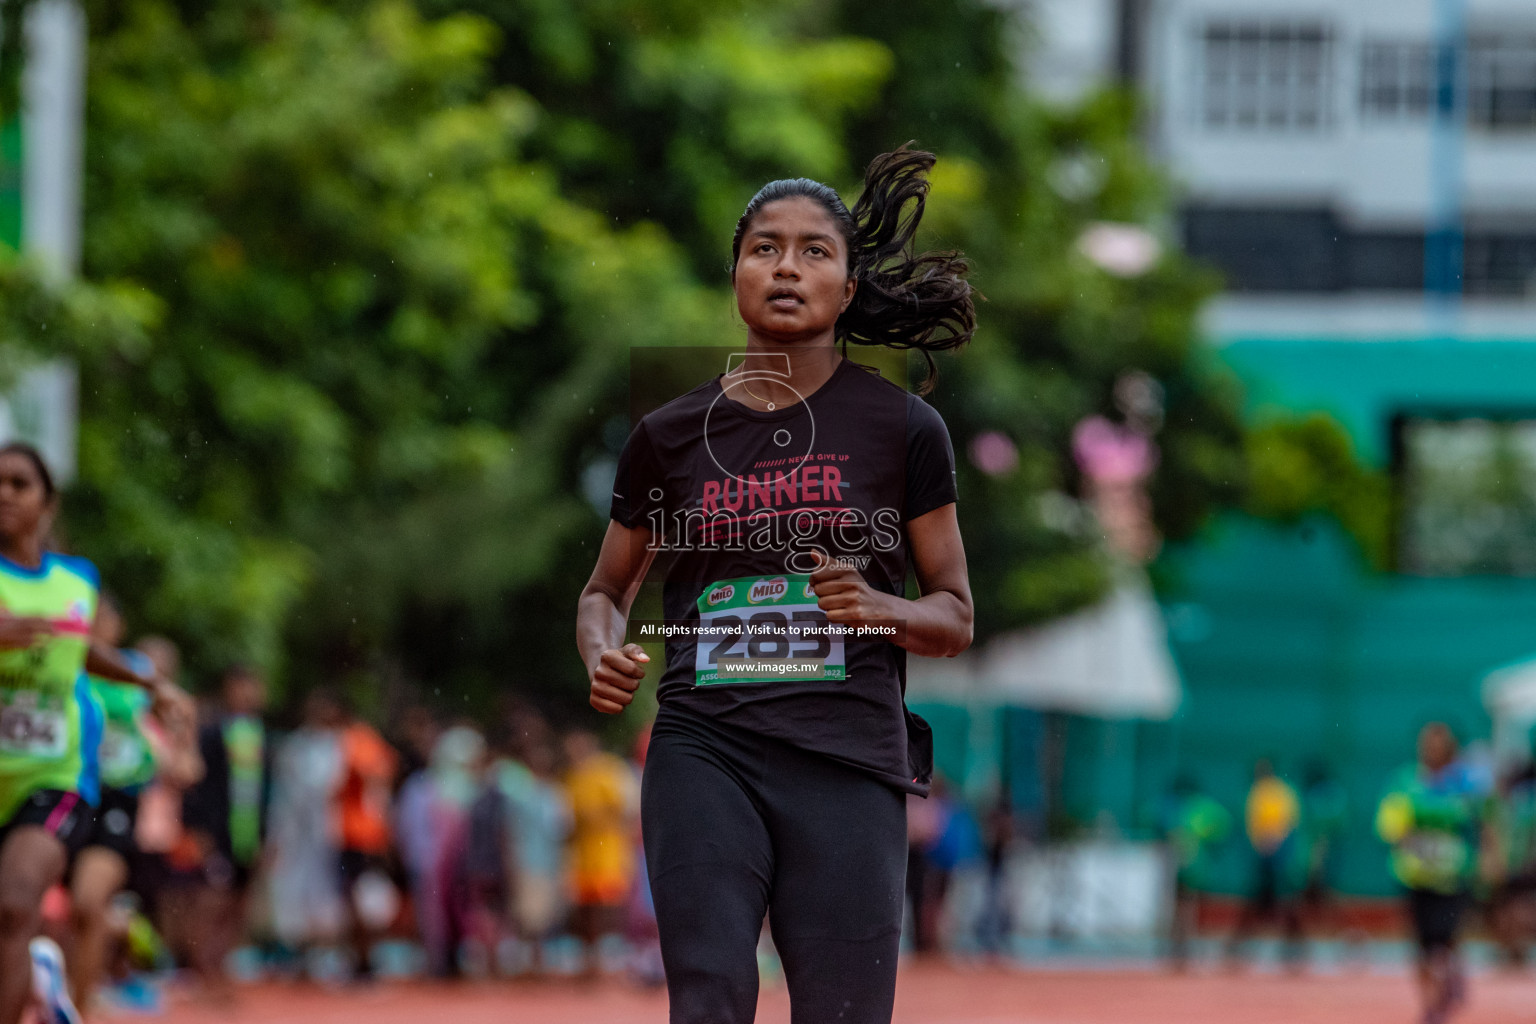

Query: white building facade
1025 0 1536 336
1143 0 1536 334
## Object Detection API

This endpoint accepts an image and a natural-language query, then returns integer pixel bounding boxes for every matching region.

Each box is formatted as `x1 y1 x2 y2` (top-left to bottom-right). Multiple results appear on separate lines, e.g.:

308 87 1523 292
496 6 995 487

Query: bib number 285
694 575 846 686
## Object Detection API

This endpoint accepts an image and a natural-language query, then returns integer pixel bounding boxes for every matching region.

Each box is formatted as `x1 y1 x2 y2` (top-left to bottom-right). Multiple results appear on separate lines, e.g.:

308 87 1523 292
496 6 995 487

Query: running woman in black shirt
577 146 975 1023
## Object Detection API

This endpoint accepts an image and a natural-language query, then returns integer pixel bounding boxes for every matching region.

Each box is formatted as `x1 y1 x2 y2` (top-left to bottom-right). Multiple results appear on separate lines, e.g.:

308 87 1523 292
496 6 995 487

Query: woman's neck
730 337 842 410
0 535 44 570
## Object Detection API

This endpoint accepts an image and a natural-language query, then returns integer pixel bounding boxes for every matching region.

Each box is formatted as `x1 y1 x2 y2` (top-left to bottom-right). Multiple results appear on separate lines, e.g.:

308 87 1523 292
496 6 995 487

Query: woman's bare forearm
576 584 631 673
87 640 156 688
898 504 974 660
889 589 972 659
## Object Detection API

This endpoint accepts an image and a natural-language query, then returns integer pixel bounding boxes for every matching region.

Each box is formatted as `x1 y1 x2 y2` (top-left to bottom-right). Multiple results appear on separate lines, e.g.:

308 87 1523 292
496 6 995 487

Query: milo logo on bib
747 577 788 604
694 573 846 687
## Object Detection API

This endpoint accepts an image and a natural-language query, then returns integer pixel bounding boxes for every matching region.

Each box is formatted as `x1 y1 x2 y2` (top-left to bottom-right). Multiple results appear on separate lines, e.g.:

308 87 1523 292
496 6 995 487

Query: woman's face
733 196 856 343
0 452 52 547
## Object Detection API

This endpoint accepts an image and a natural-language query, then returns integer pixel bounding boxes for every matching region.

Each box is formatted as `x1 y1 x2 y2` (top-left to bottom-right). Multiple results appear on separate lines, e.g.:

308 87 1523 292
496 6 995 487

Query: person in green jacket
69 606 200 1012
1376 722 1499 1024
1162 774 1232 970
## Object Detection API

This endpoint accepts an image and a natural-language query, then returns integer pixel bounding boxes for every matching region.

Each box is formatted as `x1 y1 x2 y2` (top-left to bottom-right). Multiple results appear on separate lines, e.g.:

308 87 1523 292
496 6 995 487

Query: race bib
1403 830 1468 878
0 695 67 758
100 726 149 779
694 574 846 686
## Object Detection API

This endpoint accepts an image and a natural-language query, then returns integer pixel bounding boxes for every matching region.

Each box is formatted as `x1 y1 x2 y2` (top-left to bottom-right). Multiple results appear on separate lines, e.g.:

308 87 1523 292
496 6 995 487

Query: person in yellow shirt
1227 759 1307 968
563 729 638 973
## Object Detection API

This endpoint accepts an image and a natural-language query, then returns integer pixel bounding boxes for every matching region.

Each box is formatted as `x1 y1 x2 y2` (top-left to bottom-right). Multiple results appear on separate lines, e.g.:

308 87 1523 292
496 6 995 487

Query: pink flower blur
969 430 1019 477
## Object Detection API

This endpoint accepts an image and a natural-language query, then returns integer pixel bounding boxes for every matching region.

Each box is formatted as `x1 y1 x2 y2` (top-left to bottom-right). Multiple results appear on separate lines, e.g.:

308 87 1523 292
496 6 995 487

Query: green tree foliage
1243 413 1392 568
0 0 1372 713
826 0 1248 634
10 0 733 703
423 0 1251 640
420 0 891 275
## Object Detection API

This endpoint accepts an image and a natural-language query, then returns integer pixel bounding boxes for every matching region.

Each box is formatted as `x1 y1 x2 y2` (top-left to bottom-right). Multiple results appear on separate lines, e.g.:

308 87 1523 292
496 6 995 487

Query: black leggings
642 703 907 1024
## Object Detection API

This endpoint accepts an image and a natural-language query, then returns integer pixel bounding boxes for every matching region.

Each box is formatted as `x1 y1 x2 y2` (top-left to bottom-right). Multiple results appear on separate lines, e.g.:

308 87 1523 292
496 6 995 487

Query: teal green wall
1162 338 1536 895
1220 338 1536 465
1158 514 1536 895
916 339 1536 897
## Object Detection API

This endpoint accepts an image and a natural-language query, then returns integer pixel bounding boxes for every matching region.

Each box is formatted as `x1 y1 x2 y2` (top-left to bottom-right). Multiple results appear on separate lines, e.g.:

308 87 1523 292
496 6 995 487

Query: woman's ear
841 276 857 313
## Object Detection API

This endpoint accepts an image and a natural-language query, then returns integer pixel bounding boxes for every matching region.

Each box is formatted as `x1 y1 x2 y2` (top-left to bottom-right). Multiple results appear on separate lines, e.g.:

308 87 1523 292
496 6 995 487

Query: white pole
0 0 85 481
21 0 85 281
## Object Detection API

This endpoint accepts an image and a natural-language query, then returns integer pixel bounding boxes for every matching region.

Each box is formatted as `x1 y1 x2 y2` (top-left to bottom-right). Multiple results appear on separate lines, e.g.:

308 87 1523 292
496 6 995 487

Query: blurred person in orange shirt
563 729 638 973
331 692 398 981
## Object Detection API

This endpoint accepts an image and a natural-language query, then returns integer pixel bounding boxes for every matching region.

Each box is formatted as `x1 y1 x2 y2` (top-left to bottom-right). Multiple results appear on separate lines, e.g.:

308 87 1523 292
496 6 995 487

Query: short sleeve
54 553 101 593
609 419 667 529
903 396 958 521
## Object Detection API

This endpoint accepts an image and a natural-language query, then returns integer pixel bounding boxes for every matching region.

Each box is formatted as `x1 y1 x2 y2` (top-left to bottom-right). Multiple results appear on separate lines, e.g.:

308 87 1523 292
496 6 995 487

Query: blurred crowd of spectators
72 661 661 998
78 647 1536 1004
1164 724 1536 975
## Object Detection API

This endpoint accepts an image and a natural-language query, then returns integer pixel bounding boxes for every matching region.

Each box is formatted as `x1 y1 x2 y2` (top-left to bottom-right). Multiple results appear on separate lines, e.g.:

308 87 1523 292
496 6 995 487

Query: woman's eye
756 243 774 254
807 246 826 257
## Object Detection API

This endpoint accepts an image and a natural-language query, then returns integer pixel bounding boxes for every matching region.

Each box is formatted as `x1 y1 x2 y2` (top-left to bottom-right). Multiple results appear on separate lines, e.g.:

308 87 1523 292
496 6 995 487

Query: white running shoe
29 937 83 1024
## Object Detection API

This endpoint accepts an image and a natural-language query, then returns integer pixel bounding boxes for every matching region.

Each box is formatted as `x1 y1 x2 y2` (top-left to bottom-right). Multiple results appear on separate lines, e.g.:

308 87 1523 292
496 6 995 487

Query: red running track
151 961 1536 1024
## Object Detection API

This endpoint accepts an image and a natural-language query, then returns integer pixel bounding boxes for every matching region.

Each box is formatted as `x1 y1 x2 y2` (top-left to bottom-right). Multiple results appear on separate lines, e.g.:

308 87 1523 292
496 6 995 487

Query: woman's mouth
768 289 803 310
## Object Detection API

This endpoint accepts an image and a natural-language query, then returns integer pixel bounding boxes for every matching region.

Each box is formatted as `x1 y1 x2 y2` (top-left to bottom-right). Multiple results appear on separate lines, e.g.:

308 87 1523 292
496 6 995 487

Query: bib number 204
0 705 67 758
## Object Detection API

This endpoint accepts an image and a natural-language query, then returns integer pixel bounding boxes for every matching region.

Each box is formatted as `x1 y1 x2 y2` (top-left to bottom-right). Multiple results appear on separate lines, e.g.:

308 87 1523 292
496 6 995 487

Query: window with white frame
1360 40 1434 119
1469 36 1536 130
1199 21 1334 130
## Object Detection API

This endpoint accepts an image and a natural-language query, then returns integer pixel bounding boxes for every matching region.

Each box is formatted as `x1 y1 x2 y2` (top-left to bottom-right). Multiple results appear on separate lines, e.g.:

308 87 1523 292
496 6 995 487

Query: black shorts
1499 868 1536 898
338 849 388 890
1246 854 1283 913
0 788 95 856
1407 887 1468 955
82 787 140 861
202 852 254 893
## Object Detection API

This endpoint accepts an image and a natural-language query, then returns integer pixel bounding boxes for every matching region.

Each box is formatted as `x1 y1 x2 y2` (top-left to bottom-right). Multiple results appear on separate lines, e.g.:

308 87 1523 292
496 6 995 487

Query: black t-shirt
610 356 957 795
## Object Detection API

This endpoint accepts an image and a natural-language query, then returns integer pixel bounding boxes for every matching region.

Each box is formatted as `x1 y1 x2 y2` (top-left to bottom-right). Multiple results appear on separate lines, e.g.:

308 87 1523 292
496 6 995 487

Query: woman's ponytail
840 145 975 390
730 144 976 393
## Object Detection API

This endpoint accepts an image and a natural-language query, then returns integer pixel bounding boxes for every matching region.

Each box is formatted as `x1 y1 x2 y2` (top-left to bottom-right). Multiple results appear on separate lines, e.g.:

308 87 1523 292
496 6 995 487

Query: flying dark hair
0 441 56 499
730 145 975 393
